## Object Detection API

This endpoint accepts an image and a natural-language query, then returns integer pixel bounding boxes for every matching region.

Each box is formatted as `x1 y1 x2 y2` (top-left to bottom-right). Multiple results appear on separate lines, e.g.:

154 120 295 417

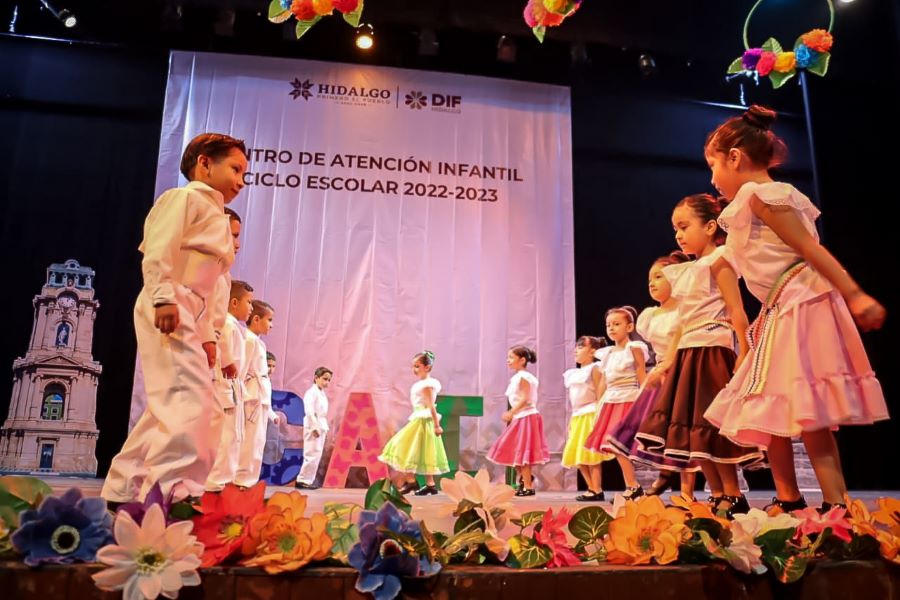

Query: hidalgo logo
289 78 314 101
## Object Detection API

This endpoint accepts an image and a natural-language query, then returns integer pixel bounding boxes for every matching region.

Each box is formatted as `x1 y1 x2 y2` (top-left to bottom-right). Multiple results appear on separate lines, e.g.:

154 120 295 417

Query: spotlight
497 35 517 63
838 0 855 3
638 53 657 77
39 1 76 28
355 24 374 50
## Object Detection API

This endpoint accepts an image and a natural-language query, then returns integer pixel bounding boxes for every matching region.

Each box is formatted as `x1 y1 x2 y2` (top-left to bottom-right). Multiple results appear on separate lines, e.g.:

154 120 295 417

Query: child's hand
154 304 180 333
434 425 443 436
271 413 281 425
644 367 665 389
501 411 513 423
312 430 320 438
202 342 216 368
848 293 887 331
222 363 238 379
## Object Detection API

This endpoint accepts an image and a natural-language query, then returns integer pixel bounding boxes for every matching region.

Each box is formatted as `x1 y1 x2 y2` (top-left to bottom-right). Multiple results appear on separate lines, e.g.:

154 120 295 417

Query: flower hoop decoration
268 0 364 40
523 0 582 43
727 0 834 89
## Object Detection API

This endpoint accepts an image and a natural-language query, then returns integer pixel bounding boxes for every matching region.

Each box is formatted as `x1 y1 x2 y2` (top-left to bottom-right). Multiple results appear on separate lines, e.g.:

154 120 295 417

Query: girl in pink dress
703 105 888 513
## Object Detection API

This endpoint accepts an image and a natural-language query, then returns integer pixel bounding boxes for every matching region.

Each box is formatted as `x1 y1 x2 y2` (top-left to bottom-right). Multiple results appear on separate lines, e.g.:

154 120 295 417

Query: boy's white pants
297 428 325 485
102 286 222 502
235 402 269 487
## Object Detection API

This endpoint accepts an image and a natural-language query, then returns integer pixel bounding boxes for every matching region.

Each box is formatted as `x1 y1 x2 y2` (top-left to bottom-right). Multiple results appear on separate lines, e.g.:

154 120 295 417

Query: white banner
152 51 575 484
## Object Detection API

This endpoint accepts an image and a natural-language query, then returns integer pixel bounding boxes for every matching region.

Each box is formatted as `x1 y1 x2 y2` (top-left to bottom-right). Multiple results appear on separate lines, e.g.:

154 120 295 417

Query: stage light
355 24 374 50
38 1 76 28
638 53 657 77
497 35 517 63
838 0 855 4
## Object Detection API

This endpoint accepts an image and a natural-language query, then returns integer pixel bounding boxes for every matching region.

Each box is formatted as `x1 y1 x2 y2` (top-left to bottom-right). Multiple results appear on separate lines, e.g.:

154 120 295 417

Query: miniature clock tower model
0 260 102 475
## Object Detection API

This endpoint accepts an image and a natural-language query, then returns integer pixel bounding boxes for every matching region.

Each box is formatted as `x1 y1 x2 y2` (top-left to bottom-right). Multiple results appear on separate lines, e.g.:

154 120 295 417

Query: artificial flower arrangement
523 0 582 43
1 472 899 600
268 0 364 40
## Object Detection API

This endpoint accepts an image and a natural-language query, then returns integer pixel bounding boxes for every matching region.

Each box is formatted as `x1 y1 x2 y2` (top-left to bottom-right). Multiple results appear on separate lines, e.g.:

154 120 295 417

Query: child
635 194 765 516
102 133 246 503
378 351 449 495
703 106 888 512
204 279 254 492
266 351 277 376
236 299 279 488
583 307 650 499
601 254 700 500
486 346 550 496
295 367 333 490
561 336 611 501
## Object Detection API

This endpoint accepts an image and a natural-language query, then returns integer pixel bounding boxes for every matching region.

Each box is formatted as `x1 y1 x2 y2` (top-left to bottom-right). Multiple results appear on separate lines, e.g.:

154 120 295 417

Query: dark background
1 0 897 489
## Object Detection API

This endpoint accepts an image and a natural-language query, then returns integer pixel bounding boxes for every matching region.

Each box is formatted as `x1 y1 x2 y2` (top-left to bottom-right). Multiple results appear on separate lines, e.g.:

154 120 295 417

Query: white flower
732 508 801 539
723 520 767 575
92 504 204 600
440 469 520 560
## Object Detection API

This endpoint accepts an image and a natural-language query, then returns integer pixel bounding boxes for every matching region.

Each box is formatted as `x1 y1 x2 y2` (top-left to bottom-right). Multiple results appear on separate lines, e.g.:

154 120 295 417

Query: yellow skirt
561 411 613 467
378 417 449 475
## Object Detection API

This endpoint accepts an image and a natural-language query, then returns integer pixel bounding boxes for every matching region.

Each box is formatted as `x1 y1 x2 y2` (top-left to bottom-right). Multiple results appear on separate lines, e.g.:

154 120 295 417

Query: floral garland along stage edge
268 0 364 40
728 0 834 88
1 472 899 600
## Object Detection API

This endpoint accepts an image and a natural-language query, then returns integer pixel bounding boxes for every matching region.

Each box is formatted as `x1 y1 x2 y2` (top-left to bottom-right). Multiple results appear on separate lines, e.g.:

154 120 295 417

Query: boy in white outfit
102 133 247 503
295 367 332 490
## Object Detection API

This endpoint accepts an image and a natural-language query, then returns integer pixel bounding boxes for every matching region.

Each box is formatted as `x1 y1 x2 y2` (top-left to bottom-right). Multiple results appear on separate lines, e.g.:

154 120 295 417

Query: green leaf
511 510 545 530
379 526 429 557
341 0 364 28
568 506 612 542
505 534 552 569
686 518 726 539
770 552 810 584
268 0 292 23
454 499 479 517
755 528 795 555
727 57 745 74
768 70 796 89
454 509 485 534
761 37 783 54
364 478 412 515
442 530 492 556
532 26 546 44
169 501 199 521
697 530 730 561
295 15 322 39
324 502 361 563
0 476 53 514
807 52 831 77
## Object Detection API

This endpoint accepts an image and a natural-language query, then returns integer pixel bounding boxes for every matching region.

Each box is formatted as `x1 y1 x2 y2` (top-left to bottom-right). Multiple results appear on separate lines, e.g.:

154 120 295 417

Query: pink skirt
487 413 550 467
584 401 635 453
705 291 889 448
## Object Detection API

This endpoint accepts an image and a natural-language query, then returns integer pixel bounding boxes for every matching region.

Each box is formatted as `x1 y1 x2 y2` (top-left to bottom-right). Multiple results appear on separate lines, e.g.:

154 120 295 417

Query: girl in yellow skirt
378 351 449 496
561 336 613 501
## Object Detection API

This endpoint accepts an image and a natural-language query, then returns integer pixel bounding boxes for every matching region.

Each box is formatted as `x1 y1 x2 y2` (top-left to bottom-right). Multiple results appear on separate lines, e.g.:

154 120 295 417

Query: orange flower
846 496 879 538
312 0 333 16
774 52 796 73
670 495 730 527
872 497 900 536
800 29 833 53
875 530 900 564
240 491 332 574
603 496 689 565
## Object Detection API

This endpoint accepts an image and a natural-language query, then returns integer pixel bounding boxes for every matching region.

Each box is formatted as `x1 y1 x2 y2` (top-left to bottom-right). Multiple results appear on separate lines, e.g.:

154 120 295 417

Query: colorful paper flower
439 469 519 560
756 51 777 76
92 504 202 600
794 44 820 69
10 488 113 566
534 507 582 567
115 483 176 527
312 0 333 16
872 497 900 535
800 29 833 53
774 52 797 73
732 508 800 538
742 48 764 71
240 491 332 574
604 496 689 565
348 502 441 600
542 0 567 12
332 0 359 13
721 519 766 574
279 0 292 9
192 482 266 567
523 0 565 27
290 0 317 21
793 506 853 543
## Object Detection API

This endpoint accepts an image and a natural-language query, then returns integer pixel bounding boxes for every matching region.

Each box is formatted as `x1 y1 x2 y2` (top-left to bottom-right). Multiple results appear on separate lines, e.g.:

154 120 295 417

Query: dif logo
405 90 462 113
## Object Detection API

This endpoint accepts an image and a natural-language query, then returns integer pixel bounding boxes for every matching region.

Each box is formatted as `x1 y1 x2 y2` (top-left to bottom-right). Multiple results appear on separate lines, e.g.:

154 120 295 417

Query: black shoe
576 491 605 502
722 494 751 519
397 481 419 495
515 488 536 497
819 501 847 514
763 495 808 513
414 485 438 496
707 494 724 510
646 472 675 496
622 486 645 501
294 481 319 490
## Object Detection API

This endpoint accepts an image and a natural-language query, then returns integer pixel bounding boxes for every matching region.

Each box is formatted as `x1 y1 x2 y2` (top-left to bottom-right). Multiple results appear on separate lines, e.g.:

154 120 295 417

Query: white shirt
244 330 272 407
563 362 602 417
409 377 442 420
302 384 330 434
506 370 539 420
636 304 681 363
666 245 738 350
597 342 649 404
718 181 833 310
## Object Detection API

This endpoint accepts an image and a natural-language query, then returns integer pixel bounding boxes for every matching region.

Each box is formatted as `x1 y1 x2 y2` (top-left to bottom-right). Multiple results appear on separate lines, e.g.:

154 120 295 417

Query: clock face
58 295 76 309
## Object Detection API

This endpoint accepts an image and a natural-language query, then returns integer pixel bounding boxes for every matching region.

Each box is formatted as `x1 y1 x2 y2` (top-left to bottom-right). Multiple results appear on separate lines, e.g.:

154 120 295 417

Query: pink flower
756 51 777 76
534 507 581 567
793 506 853 543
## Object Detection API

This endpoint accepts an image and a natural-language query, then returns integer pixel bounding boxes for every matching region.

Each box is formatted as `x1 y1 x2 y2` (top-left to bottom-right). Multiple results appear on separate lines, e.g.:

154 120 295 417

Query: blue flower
280 0 292 9
11 488 114 566
348 502 441 600
795 44 820 69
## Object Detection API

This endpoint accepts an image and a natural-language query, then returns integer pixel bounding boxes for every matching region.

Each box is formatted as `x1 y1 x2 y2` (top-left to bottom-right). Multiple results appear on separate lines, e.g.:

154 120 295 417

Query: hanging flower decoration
268 0 364 40
523 0 582 43
727 0 834 89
